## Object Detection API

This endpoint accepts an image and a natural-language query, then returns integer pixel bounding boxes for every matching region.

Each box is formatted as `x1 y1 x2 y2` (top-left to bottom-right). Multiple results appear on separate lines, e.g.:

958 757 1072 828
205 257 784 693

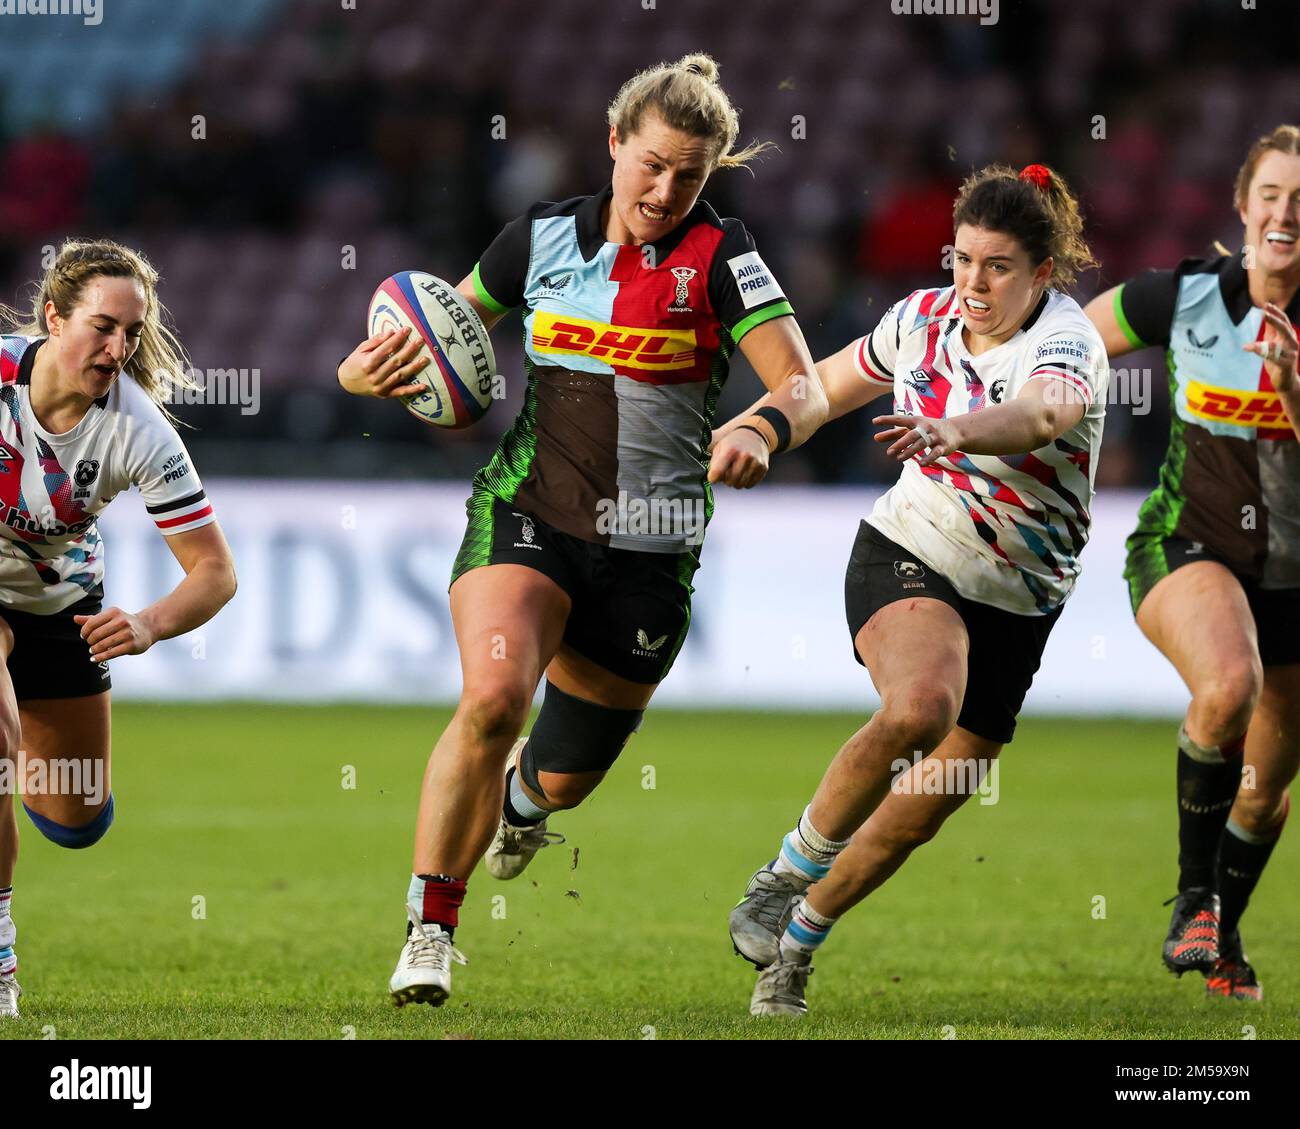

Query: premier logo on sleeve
727 252 783 309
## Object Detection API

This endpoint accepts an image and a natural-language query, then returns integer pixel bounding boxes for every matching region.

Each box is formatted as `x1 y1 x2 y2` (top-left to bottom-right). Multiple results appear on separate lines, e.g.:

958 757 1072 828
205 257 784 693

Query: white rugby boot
750 952 813 1018
484 738 566 880
729 866 807 967
389 905 467 1008
0 975 20 1019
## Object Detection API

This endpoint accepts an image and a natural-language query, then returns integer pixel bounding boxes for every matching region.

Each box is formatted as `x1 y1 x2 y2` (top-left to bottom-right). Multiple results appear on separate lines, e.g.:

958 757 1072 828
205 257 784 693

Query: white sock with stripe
779 898 838 962
0 887 15 977
771 806 851 884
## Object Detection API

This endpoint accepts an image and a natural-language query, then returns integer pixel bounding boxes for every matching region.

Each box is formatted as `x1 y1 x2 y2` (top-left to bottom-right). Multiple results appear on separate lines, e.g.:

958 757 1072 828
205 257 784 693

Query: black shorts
844 522 1061 745
1 590 112 702
449 493 698 684
1125 533 1300 666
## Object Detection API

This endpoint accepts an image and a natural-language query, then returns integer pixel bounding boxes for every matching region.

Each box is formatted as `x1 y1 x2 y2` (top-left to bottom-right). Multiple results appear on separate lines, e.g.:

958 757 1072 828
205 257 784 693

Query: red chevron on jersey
605 227 724 385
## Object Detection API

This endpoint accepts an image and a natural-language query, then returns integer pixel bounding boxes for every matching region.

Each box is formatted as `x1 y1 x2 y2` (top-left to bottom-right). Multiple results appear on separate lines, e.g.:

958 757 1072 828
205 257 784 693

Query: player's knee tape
519 682 642 796
1178 725 1244 764
23 793 115 849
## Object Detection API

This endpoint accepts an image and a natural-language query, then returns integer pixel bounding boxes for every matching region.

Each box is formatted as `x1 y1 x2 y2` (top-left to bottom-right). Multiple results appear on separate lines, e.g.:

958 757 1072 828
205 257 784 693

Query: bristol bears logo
667 267 697 313
988 378 1007 404
894 560 927 590
73 459 100 499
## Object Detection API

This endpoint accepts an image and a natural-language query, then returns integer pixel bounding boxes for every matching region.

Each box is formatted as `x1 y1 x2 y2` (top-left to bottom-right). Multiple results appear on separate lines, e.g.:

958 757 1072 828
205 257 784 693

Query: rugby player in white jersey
0 240 237 1019
720 165 1109 1016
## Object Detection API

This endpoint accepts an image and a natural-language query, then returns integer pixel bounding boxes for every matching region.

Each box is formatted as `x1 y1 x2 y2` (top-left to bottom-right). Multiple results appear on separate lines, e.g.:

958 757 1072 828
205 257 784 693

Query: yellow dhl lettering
530 311 696 370
1185 380 1292 428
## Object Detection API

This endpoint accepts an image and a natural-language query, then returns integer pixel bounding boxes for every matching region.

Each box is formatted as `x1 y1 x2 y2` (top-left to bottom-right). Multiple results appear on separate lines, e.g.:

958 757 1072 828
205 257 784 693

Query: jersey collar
1220 250 1256 325
17 338 111 410
1020 289 1050 333
576 184 710 263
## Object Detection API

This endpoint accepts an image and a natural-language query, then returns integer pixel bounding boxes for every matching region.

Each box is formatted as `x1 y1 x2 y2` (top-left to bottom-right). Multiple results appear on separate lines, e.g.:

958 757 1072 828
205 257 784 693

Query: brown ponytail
952 164 1097 289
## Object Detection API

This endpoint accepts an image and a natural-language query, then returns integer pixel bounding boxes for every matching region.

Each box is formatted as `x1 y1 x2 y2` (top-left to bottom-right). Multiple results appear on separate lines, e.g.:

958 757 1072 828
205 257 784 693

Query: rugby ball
367 271 496 428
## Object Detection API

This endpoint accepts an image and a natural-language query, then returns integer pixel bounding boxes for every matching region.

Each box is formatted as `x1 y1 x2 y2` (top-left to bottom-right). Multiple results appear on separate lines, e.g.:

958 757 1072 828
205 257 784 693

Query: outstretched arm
707 317 828 489
715 336 892 446
75 522 237 662
874 377 1088 466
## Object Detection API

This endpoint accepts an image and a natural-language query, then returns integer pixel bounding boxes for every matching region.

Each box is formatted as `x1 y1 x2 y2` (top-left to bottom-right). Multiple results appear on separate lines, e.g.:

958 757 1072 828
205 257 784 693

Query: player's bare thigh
856 597 969 742
448 564 571 733
19 693 112 827
1135 561 1261 741
0 618 18 758
806 599 969 836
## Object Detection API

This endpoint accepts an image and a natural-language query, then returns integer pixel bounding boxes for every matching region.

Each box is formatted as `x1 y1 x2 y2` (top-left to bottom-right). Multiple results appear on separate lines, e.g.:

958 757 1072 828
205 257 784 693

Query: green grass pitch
1 704 1294 1040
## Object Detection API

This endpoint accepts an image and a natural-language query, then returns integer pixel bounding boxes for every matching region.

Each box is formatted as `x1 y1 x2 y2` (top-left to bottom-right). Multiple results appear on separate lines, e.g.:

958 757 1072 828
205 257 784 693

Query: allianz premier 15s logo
1185 379 1293 429
531 311 697 370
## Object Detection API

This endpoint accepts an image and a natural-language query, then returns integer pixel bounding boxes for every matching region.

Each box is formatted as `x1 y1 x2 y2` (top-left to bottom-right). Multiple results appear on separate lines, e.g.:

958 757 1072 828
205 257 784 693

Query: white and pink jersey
853 287 1108 615
0 335 216 614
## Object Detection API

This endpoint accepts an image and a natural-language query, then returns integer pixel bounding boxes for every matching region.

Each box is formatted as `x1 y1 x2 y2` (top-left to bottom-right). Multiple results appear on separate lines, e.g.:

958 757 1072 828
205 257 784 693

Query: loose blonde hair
607 53 772 172
0 238 196 420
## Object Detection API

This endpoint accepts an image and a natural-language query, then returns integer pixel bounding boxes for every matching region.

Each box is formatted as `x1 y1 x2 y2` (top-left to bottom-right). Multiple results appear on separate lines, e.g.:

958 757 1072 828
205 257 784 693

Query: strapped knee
519 682 642 799
24 793 115 849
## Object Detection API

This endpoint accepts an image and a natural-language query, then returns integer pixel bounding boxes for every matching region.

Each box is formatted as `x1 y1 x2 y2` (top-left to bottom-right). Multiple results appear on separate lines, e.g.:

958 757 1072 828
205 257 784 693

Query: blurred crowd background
1 0 1297 486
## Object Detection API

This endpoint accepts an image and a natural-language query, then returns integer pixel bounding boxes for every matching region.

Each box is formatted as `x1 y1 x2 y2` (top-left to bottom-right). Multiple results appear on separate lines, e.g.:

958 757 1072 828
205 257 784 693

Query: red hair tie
1020 164 1052 191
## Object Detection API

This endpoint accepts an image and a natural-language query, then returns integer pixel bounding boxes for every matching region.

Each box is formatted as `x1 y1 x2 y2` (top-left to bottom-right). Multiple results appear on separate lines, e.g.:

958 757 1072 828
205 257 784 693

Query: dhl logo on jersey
1185 380 1293 428
530 311 696 371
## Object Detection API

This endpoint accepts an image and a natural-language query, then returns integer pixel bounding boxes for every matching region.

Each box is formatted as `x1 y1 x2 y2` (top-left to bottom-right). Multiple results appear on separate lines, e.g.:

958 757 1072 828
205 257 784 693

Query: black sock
1176 747 1240 891
502 766 543 827
1217 822 1281 937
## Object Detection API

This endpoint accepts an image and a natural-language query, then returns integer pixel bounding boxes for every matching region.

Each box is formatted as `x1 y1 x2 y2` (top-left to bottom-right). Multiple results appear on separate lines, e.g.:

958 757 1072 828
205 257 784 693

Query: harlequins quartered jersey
1116 253 1300 586
468 185 794 553
0 336 216 614
855 287 1109 615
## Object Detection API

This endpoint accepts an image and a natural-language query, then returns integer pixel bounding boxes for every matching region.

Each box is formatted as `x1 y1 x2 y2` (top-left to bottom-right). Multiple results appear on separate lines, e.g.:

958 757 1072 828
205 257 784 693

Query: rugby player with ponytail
1086 124 1300 1001
0 240 237 1019
723 165 1109 1017
337 54 828 1008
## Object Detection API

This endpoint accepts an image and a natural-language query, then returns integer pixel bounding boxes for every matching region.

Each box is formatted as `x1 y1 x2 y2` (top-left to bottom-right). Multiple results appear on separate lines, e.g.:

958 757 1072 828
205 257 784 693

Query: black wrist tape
753 406 792 453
